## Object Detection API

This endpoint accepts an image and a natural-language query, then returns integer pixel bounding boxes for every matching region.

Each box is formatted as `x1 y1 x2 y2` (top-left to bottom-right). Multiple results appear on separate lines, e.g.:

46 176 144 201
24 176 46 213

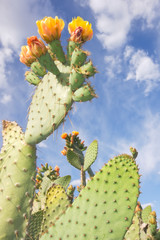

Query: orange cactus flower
36 16 65 43
54 165 60 172
61 149 67 156
27 36 47 58
54 165 60 176
20 45 36 66
68 17 93 42
72 131 79 136
61 132 68 139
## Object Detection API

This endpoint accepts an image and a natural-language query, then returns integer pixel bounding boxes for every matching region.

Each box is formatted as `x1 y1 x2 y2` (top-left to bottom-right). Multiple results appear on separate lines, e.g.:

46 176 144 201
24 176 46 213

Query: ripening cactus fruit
20 16 97 145
40 152 140 240
0 121 36 240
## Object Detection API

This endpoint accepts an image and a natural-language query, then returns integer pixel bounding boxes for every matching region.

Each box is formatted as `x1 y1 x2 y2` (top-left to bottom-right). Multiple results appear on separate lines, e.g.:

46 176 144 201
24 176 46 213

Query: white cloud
70 179 81 186
0 0 54 50
142 203 154 209
125 47 160 94
104 55 122 78
38 142 48 148
107 111 160 176
0 48 13 89
0 0 54 90
0 94 12 104
79 0 160 50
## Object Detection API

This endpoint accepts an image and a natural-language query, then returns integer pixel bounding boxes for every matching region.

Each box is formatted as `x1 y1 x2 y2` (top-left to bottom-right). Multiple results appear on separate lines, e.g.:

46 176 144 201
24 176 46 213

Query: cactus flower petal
20 46 36 66
27 36 47 58
72 131 79 136
61 149 67 156
36 16 65 43
61 133 68 139
68 17 93 42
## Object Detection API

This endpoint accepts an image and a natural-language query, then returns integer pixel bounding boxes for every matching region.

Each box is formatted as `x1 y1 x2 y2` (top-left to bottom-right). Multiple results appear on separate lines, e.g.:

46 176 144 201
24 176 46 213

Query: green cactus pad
0 121 36 240
26 210 43 240
72 84 96 102
41 184 70 234
25 72 73 144
25 71 41 85
54 175 71 189
48 40 66 64
38 52 60 76
24 32 97 145
67 149 83 170
124 213 140 240
31 61 46 77
142 205 152 223
69 69 85 91
80 60 97 77
40 154 140 240
71 48 88 67
67 41 81 63
84 140 98 171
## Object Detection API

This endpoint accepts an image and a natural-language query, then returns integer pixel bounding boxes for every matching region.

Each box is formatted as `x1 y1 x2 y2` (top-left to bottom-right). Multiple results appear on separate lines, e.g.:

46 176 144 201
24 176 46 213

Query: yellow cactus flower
20 45 36 66
36 16 65 43
61 132 68 139
72 131 79 136
27 36 47 58
68 17 93 42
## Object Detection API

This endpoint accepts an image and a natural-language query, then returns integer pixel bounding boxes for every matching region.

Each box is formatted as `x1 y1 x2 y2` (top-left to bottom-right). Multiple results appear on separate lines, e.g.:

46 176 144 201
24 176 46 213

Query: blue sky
0 0 160 220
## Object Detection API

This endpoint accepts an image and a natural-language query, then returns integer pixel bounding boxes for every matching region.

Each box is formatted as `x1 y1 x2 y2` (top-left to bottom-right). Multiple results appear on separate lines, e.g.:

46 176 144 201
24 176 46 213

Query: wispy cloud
125 46 160 94
0 94 12 104
38 142 48 148
0 0 54 91
107 111 160 176
81 0 160 50
75 0 160 94
70 179 81 186
0 0 54 50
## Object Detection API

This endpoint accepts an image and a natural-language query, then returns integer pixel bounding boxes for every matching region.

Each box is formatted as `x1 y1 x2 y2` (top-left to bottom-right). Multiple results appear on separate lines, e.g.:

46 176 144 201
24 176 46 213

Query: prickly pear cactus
20 16 97 145
142 205 152 224
41 184 70 234
61 132 97 175
40 153 140 240
0 121 36 240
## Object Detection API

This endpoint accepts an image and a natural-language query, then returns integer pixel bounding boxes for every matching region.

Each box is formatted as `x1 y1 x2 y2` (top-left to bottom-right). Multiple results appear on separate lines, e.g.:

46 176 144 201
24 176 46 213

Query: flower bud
68 17 93 42
70 26 83 42
61 149 67 156
61 132 68 139
27 36 47 58
20 46 36 66
54 165 60 176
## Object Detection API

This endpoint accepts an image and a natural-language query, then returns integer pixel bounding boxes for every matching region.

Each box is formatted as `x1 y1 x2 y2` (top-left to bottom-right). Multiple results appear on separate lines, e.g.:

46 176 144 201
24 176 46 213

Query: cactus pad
0 121 36 240
84 139 98 171
40 154 140 240
26 210 43 240
24 38 97 145
142 205 152 223
41 184 70 234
